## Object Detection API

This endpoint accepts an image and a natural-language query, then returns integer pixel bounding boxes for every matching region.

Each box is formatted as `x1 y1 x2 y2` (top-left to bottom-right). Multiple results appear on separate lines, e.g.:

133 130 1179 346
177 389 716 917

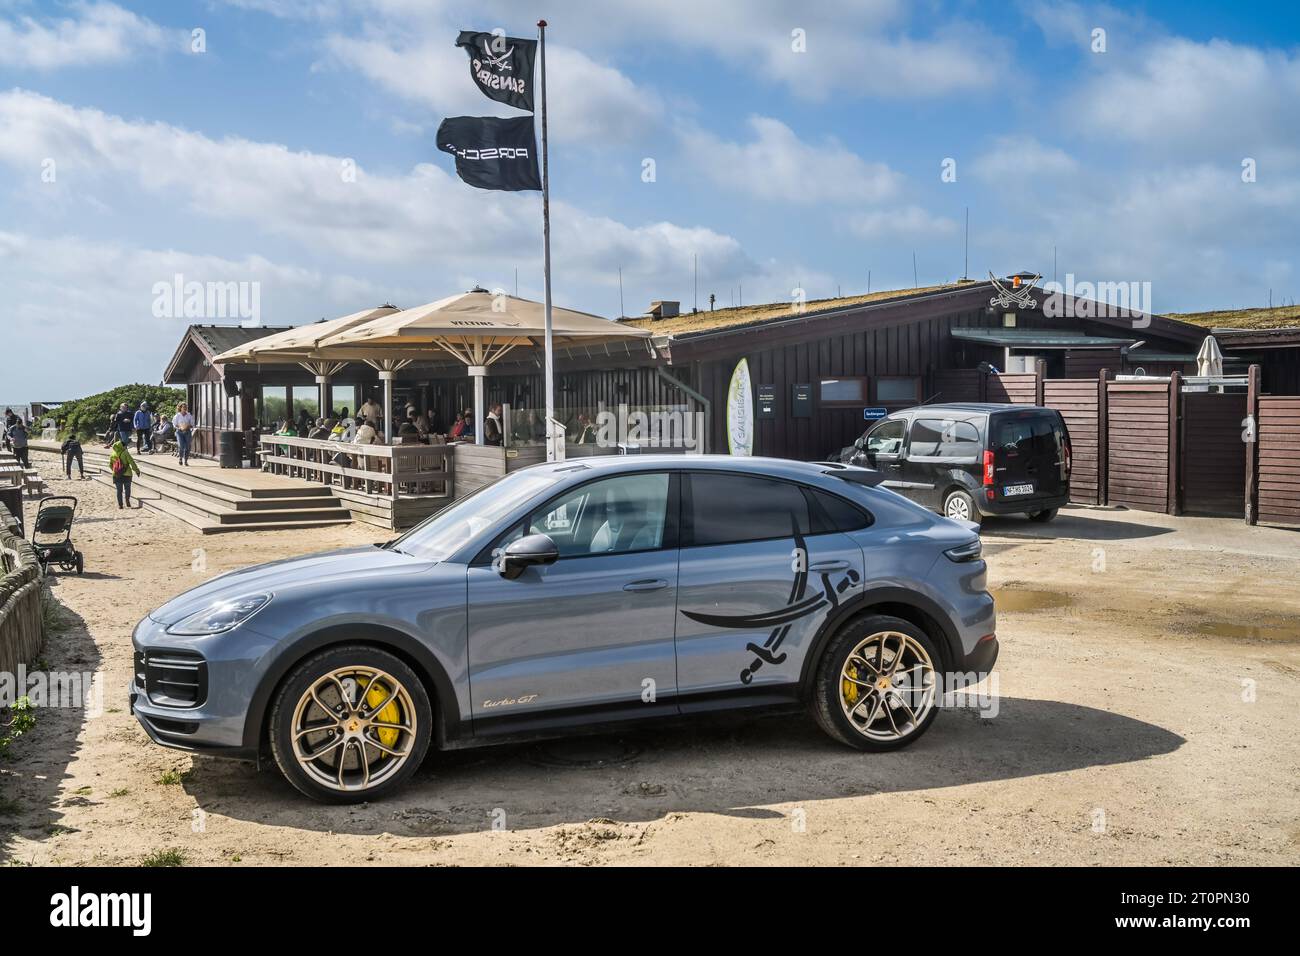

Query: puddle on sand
990 588 1076 613
1192 621 1300 643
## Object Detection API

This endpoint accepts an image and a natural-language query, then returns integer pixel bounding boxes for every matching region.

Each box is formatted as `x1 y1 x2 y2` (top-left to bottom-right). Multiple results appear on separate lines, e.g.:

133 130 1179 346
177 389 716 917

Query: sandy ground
3 446 1298 866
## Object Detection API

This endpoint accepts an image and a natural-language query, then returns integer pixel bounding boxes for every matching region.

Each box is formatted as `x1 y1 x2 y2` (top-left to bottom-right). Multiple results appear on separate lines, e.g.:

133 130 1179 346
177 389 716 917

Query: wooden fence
259 436 454 529
1250 386 1300 526
0 501 43 680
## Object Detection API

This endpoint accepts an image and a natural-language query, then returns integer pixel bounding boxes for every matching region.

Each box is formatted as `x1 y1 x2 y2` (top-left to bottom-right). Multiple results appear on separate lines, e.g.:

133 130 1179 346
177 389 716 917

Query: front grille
135 650 208 709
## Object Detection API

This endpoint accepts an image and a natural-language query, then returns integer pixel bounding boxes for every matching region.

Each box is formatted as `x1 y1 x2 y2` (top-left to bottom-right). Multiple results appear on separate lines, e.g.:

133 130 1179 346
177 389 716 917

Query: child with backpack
108 439 141 509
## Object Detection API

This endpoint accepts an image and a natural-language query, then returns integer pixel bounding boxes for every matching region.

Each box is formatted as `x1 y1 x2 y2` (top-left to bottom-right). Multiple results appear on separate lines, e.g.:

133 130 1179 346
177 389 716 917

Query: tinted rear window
809 488 873 533
992 414 1062 458
687 473 810 546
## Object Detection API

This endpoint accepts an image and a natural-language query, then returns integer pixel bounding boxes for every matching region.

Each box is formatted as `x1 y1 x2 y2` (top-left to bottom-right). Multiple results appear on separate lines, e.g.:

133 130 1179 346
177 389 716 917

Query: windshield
386 470 560 562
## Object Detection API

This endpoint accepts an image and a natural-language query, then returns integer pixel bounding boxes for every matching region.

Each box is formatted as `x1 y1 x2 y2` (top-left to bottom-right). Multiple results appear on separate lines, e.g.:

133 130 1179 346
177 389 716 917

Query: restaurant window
874 376 921 404
291 386 319 423
330 385 357 419
818 377 868 406
262 386 288 428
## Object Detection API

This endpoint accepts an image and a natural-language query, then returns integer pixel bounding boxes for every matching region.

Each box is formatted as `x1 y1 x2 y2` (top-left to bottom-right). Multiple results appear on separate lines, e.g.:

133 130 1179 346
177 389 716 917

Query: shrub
54 384 186 441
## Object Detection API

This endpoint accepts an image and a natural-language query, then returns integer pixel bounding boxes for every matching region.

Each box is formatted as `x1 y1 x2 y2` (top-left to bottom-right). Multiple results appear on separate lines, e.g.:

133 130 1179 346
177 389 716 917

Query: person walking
61 434 84 479
6 418 30 467
172 402 195 465
112 402 134 447
108 439 140 509
133 401 153 453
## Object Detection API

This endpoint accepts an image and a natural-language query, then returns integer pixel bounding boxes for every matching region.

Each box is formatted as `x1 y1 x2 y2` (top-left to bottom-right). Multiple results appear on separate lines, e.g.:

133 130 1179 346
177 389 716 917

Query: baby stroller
31 496 83 575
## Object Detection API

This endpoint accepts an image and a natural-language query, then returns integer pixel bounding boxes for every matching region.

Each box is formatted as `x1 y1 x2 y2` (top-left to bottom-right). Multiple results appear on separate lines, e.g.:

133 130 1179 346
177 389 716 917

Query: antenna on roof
963 207 969 280
913 252 918 288
868 269 871 294
618 266 624 319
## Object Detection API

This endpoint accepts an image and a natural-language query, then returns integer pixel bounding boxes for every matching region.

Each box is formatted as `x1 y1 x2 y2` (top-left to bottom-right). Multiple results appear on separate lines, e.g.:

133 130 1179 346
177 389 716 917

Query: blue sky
1 0 1298 398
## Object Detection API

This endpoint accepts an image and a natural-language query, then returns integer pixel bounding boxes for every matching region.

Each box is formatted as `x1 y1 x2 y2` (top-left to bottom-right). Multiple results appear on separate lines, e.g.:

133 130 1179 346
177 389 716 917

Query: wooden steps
29 442 354 535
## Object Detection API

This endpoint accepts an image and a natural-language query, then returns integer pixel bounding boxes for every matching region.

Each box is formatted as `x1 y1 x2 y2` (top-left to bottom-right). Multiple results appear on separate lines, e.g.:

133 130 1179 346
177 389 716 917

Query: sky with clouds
1 0 1297 399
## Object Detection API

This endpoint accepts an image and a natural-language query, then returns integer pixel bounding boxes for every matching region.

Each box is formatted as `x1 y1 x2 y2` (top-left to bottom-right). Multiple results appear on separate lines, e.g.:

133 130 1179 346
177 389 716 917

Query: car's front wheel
811 615 942 751
269 645 432 804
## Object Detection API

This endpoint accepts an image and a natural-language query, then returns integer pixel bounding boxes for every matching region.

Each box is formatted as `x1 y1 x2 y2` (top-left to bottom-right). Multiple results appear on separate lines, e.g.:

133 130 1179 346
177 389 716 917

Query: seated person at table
397 421 421 444
458 407 475 439
448 412 467 438
306 417 331 440
274 419 298 437
329 417 355 441
354 417 380 445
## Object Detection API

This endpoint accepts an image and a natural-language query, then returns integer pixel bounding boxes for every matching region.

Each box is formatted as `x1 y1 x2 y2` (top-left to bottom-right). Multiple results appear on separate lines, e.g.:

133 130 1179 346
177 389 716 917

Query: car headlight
165 594 272 636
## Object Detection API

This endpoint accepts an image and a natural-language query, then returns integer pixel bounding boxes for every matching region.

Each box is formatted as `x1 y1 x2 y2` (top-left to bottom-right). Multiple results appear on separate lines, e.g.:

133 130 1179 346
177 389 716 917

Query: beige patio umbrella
213 305 401 417
321 290 652 444
1196 334 1225 377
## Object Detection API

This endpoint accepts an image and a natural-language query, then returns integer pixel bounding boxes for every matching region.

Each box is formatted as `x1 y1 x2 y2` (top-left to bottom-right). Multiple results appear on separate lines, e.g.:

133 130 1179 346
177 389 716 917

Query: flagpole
538 18 556 462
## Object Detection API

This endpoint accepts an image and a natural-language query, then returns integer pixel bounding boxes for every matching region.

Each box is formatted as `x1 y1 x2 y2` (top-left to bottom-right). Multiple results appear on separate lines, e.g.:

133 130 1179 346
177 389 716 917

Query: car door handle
809 560 850 573
623 579 669 592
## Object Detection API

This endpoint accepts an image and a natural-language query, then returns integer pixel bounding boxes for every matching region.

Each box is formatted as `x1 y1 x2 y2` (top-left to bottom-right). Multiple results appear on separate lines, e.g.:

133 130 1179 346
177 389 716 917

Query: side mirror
854 436 866 450
498 533 560 580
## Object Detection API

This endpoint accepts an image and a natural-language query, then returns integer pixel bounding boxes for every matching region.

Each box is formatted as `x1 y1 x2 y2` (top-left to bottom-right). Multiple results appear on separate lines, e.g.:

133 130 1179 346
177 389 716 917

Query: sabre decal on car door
679 530 861 684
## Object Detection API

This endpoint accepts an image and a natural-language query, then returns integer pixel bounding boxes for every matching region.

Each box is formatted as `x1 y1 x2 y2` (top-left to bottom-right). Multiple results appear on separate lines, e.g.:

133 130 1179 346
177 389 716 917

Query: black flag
437 116 541 192
456 30 537 112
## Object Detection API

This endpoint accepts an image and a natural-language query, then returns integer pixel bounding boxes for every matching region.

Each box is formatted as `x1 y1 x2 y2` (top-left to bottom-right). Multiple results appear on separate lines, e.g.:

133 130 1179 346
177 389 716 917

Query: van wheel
269 645 432 804
810 614 942 751
1028 508 1058 522
942 489 981 526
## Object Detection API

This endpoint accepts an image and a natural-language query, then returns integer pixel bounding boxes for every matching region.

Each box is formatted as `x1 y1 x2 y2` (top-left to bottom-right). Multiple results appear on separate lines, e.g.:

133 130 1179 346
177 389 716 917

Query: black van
833 403 1072 525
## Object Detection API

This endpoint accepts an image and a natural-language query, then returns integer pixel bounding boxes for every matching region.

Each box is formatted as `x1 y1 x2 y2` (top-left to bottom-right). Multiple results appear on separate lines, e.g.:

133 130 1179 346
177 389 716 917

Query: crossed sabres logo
679 526 861 685
988 271 1041 310
479 39 515 72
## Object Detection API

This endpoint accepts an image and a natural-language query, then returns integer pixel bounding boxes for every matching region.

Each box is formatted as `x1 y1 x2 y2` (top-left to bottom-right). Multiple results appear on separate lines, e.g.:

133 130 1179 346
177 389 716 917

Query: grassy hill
1167 304 1300 330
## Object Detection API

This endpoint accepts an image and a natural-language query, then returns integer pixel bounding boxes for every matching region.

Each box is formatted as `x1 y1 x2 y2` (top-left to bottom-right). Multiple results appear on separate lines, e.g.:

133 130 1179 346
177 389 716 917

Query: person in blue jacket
133 401 153 453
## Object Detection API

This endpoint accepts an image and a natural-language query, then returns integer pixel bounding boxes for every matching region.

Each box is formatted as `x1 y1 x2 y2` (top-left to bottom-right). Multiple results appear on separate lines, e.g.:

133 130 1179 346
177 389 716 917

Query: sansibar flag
456 31 537 112
437 116 541 192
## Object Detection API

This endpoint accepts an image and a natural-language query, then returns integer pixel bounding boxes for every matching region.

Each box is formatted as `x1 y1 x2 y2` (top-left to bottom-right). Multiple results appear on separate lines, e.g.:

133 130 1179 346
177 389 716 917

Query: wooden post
1034 358 1046 406
1097 368 1109 506
1245 363 1260 525
1168 370 1182 516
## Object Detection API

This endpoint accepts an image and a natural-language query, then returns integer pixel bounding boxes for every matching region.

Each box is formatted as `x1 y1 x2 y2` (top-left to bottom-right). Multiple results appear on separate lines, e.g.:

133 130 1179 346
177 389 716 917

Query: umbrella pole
379 370 395 443
471 365 486 446
316 375 329 421
538 19 556 462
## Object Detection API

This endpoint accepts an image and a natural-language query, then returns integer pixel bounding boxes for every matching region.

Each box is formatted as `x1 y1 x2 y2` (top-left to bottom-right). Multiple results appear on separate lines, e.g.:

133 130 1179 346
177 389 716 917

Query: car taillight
982 450 994 486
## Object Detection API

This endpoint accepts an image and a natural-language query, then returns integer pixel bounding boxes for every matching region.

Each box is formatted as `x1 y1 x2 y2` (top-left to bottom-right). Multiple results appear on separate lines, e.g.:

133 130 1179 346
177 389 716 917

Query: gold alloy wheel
290 666 417 793
839 631 937 741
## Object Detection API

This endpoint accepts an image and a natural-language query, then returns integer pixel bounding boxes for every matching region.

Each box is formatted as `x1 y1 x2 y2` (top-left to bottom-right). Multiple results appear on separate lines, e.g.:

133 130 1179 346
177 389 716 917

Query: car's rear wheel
811 615 941 751
1028 507 1058 522
942 489 982 526
269 645 432 804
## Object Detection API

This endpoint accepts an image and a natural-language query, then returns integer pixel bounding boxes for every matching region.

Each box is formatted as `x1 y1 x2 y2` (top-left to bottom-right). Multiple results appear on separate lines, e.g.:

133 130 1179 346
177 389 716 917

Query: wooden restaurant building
160 276 1300 527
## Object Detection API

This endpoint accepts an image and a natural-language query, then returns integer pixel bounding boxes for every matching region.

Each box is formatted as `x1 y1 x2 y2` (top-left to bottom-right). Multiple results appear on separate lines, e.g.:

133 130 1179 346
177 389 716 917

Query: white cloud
0 1 178 70
680 115 900 203
1070 38 1300 155
972 136 1079 183
0 89 755 302
844 205 958 241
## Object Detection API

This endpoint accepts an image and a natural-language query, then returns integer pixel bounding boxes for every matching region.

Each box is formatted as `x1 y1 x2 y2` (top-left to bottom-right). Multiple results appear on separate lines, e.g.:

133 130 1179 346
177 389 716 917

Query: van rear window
993 416 1061 457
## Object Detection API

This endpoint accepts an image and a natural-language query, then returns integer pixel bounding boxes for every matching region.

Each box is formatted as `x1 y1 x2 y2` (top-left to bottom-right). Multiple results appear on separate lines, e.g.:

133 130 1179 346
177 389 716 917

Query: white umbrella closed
322 291 652 444
1196 335 1225 378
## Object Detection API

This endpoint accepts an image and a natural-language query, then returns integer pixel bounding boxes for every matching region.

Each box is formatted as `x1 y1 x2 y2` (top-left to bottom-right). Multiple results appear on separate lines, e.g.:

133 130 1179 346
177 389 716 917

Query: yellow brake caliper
842 664 859 705
360 679 401 748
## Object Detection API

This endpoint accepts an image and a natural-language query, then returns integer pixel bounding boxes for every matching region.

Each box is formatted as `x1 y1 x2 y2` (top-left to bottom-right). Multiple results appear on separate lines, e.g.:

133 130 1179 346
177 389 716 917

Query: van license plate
1003 483 1035 496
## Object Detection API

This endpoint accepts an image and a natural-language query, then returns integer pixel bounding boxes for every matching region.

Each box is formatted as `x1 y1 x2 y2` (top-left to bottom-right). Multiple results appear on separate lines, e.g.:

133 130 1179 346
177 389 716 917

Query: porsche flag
456 30 537 112
437 116 541 192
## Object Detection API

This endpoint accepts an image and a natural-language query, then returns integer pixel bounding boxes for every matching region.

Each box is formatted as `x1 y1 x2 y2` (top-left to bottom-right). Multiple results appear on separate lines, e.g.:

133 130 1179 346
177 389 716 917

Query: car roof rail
815 463 887 487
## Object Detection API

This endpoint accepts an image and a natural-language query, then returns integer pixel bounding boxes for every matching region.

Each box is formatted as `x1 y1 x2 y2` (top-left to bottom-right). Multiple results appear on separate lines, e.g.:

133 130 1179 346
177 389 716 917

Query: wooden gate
1107 380 1174 513
1180 392 1246 516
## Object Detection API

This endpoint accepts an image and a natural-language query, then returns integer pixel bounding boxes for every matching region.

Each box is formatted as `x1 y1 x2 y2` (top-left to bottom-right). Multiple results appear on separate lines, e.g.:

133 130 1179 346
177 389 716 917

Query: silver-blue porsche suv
130 456 998 803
